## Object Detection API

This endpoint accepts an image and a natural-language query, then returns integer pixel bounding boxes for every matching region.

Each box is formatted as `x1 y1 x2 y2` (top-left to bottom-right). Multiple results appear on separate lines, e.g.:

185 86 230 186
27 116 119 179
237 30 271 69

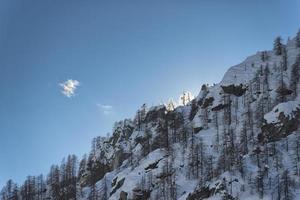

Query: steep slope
77 35 300 200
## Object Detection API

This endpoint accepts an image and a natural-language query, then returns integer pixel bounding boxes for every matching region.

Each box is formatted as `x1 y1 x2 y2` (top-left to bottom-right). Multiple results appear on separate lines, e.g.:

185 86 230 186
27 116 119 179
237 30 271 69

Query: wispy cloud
97 103 113 115
59 79 80 98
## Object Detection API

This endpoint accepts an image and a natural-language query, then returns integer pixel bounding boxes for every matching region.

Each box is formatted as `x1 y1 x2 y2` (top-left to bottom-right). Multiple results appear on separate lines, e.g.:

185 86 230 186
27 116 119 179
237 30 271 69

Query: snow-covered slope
74 34 300 200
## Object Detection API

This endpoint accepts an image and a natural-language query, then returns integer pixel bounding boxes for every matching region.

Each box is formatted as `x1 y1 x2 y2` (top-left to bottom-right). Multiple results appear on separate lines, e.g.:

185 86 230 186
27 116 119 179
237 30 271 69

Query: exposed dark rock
187 186 214 200
223 193 236 200
193 127 203 133
261 109 300 142
144 158 163 171
189 99 200 120
109 120 134 147
86 159 111 187
132 188 151 200
112 177 118 187
156 171 173 180
166 111 184 131
111 149 131 169
135 134 150 145
119 191 128 200
187 180 236 200
221 84 247 97
276 86 293 96
151 121 169 151
110 178 125 196
145 106 167 123
110 131 121 147
202 97 214 108
211 103 231 111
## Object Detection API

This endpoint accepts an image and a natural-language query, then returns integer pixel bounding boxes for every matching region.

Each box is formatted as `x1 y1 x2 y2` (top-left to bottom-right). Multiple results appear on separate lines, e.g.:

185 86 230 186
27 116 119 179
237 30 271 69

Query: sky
0 0 300 188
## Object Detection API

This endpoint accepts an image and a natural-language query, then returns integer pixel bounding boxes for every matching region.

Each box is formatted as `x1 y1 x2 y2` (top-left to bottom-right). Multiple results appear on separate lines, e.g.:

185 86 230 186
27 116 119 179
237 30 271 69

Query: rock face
221 84 247 97
2 32 300 200
119 191 128 200
262 101 300 142
110 178 125 196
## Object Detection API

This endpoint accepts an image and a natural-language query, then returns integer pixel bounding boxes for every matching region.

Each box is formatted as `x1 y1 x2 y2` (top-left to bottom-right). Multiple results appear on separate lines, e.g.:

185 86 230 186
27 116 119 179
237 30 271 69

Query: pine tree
197 138 206 184
179 91 193 106
223 94 231 126
170 171 177 200
21 176 36 200
36 174 45 200
201 106 209 130
274 36 283 55
218 128 229 174
47 165 61 200
294 134 300 176
233 96 239 125
240 121 248 155
86 154 98 200
255 98 264 128
166 99 176 112
228 128 236 170
262 64 272 112
141 125 151 157
206 155 214 181
252 71 261 97
134 104 147 131
290 54 300 97
256 168 265 199
296 29 300 48
187 126 196 179
213 111 220 152
260 51 269 62
0 180 19 200
78 154 87 186
282 46 288 71
60 158 67 199
100 176 108 200
280 170 294 200
63 154 78 199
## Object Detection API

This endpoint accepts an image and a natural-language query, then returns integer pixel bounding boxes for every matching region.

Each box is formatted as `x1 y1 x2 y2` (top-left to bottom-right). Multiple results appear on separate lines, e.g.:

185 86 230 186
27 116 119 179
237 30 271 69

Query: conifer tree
290 54 300 97
0 180 18 200
166 99 176 112
296 29 300 48
280 170 294 200
78 154 87 185
47 165 61 200
274 36 283 55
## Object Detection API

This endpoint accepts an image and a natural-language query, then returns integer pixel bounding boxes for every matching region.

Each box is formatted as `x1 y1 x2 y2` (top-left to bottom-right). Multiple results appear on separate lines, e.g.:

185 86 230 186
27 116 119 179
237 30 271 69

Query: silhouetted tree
274 36 283 55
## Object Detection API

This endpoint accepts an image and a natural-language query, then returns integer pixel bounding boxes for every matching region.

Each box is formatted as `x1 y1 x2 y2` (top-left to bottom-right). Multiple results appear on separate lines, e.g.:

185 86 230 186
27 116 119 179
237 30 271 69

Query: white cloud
97 103 113 115
59 79 80 98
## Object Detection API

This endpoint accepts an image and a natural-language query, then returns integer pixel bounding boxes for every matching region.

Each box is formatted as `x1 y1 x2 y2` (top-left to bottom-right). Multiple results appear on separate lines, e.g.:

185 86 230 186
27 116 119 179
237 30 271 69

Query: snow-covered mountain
2 31 300 200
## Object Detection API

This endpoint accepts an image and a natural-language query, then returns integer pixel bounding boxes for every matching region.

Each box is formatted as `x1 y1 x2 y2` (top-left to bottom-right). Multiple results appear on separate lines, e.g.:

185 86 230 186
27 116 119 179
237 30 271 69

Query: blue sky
0 0 299 187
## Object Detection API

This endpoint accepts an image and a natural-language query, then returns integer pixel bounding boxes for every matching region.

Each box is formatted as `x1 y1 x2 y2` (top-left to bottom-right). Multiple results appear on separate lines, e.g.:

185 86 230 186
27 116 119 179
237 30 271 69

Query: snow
109 149 166 199
264 101 300 123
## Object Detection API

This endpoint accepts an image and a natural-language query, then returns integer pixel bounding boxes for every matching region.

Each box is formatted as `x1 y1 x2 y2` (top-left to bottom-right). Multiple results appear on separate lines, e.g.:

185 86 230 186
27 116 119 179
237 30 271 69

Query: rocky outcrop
262 108 300 142
221 84 247 97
